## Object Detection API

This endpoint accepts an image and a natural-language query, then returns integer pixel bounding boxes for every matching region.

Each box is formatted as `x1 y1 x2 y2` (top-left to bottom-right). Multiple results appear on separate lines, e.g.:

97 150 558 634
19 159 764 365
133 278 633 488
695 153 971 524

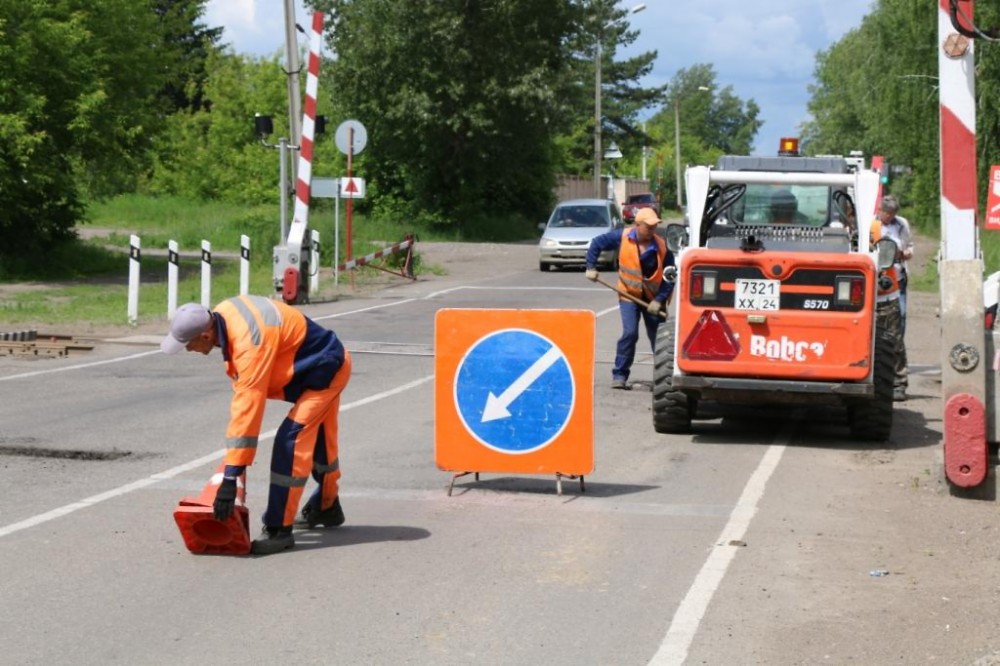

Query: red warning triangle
344 178 358 193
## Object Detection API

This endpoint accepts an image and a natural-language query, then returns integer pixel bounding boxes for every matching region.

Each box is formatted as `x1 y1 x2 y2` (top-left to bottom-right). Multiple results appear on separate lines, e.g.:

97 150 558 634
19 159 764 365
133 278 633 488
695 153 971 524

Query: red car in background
622 192 660 223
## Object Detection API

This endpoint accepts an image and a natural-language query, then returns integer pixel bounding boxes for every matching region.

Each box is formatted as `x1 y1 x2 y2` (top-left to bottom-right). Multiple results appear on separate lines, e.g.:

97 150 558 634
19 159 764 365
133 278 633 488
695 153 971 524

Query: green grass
0 194 479 331
908 216 1000 292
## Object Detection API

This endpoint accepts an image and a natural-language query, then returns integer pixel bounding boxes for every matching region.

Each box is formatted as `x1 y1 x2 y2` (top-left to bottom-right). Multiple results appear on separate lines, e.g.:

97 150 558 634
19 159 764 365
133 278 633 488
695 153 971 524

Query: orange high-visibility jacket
870 219 900 301
616 228 668 302
214 295 345 467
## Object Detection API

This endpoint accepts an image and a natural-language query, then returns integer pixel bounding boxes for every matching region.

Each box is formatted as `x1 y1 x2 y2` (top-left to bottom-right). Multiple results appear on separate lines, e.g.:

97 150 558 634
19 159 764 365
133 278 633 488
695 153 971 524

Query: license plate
735 279 780 311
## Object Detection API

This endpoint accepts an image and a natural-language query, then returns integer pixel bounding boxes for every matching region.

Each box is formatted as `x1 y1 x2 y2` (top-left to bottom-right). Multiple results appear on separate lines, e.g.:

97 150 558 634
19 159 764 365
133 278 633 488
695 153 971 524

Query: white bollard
201 240 212 308
310 229 320 294
240 235 250 295
127 235 141 325
168 240 179 319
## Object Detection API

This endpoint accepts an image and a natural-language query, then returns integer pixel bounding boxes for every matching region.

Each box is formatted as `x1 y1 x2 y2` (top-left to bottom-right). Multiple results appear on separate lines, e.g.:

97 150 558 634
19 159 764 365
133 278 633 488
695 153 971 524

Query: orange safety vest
616 228 667 302
870 219 900 300
215 295 345 467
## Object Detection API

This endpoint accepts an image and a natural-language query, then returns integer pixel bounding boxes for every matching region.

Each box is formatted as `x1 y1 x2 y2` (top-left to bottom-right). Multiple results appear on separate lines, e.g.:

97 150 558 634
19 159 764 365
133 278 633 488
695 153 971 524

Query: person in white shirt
876 195 914 401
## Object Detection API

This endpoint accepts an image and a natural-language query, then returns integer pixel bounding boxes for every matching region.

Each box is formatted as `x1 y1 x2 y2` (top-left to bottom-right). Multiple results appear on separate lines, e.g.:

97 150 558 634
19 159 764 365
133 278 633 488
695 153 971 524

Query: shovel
591 275 667 320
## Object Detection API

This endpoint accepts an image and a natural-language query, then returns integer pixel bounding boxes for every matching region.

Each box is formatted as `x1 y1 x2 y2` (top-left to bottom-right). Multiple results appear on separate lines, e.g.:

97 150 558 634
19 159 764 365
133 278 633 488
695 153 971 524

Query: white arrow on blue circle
481 346 562 423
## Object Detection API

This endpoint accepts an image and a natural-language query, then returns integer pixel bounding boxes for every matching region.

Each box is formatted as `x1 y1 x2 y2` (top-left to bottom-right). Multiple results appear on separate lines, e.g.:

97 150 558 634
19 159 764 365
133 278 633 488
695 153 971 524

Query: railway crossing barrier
336 234 416 283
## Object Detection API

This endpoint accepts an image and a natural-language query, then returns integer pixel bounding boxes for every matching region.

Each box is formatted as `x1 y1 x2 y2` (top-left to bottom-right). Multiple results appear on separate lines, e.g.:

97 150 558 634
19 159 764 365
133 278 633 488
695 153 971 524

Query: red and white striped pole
282 10 323 304
938 0 986 487
939 0 978 260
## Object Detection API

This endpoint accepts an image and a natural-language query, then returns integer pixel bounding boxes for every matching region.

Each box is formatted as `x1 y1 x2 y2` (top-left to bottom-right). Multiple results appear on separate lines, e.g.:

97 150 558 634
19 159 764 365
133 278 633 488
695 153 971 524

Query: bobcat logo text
749 335 826 362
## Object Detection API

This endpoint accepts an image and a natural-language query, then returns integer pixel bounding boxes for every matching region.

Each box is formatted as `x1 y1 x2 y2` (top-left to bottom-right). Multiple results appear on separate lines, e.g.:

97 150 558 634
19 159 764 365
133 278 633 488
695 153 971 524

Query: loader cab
712 154 852 229
694 149 858 253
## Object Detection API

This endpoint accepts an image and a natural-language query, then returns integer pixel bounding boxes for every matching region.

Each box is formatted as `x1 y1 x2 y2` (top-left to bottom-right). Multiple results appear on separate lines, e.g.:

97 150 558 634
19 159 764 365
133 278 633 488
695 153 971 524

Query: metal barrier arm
337 234 416 280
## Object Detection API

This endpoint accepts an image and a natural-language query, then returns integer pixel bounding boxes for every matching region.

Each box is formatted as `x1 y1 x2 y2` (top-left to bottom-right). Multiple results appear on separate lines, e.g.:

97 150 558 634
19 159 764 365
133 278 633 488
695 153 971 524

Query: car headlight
541 238 558 248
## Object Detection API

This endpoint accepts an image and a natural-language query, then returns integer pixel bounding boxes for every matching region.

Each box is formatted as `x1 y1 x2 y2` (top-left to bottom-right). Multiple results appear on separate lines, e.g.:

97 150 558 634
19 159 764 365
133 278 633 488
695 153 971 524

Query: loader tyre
848 333 894 441
652 322 695 433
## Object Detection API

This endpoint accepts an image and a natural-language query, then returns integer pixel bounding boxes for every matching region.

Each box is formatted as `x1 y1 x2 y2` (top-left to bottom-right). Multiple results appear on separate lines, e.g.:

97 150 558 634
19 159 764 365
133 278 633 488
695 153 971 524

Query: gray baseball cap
161 303 212 354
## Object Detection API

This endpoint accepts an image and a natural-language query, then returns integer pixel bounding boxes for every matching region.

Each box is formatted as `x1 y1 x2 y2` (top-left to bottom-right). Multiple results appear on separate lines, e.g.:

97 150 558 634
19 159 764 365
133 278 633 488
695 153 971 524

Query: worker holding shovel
585 207 675 390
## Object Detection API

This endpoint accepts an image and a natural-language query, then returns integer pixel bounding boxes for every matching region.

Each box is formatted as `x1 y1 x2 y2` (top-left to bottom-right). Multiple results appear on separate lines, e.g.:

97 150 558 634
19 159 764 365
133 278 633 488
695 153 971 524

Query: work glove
213 477 238 521
647 299 663 316
585 268 599 281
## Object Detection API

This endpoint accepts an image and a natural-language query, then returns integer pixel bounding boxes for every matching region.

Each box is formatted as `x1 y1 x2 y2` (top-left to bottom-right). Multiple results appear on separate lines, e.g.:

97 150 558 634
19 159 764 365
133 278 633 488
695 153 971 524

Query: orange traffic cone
173 464 251 555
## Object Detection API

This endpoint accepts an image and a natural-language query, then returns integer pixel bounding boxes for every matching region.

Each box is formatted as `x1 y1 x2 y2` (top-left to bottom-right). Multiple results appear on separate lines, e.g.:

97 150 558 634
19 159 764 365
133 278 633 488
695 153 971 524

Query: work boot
251 526 295 555
893 387 907 402
611 378 630 390
296 496 345 529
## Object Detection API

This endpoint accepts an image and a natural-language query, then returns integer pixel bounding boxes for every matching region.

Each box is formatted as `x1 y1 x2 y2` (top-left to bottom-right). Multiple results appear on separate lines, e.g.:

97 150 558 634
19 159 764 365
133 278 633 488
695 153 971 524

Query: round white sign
335 119 367 155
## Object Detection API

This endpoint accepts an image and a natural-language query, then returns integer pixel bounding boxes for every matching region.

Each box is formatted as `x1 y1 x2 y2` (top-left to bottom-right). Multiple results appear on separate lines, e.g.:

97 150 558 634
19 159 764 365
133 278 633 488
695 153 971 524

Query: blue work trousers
613 299 659 381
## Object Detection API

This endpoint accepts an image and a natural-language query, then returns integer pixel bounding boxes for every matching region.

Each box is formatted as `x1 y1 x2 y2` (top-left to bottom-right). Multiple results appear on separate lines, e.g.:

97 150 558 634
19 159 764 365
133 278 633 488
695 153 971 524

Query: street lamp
674 85 710 210
594 3 647 198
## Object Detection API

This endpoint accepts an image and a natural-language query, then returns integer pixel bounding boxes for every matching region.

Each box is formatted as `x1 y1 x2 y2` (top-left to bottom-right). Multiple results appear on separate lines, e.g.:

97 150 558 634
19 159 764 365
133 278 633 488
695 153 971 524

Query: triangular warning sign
344 178 358 194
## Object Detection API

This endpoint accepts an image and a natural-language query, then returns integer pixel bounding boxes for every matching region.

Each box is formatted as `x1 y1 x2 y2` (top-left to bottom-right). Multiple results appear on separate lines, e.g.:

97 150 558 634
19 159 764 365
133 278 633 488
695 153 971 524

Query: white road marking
311 298 418 320
648 435 790 666
1 286 614 382
0 375 433 539
0 448 224 538
0 283 617 536
0 350 161 382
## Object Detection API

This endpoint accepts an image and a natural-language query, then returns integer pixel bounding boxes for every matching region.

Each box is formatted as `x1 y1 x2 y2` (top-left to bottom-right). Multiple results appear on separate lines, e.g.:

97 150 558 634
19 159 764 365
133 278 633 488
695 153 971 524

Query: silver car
538 198 624 271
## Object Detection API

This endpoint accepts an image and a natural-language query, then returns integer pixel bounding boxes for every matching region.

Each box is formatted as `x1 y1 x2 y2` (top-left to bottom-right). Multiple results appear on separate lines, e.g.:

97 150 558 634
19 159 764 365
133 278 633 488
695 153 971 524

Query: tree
558 0 666 178
803 0 940 228
153 0 224 113
145 50 306 204
0 0 171 259
319 0 584 229
315 0 664 230
640 64 761 209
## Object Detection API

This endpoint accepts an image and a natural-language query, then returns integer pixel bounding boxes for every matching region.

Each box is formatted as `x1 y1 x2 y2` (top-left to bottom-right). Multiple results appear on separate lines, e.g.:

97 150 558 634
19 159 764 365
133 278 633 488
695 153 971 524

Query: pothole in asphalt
0 440 133 461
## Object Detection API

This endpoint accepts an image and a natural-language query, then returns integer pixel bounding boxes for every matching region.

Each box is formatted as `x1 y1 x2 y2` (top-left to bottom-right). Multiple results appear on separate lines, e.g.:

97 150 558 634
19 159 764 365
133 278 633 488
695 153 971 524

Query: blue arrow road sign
454 328 574 454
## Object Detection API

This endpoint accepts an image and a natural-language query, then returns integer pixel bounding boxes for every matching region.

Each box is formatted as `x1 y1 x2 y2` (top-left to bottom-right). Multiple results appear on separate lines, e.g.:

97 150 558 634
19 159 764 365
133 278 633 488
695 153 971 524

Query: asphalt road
1 241 998 665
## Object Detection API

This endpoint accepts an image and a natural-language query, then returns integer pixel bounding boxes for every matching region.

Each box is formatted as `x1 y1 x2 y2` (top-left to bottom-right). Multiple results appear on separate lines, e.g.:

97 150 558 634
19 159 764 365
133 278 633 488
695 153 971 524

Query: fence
555 175 651 208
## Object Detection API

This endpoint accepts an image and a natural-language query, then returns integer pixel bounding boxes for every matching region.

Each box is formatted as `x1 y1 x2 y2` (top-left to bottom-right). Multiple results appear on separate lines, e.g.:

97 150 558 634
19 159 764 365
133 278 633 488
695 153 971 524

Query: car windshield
548 205 610 228
627 194 655 205
727 184 830 227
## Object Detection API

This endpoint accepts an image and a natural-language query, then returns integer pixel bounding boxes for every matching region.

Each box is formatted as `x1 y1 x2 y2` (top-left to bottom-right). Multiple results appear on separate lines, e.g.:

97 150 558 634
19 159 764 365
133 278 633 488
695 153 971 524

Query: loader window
728 184 830 227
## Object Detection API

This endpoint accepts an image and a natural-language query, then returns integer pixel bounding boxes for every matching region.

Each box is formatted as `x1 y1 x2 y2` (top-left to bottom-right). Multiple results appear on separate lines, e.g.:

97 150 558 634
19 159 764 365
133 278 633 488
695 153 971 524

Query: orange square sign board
434 309 595 475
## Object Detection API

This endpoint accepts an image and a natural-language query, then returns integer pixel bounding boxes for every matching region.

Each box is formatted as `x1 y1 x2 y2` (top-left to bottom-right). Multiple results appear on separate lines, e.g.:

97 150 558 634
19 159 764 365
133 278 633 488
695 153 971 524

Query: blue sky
205 0 874 156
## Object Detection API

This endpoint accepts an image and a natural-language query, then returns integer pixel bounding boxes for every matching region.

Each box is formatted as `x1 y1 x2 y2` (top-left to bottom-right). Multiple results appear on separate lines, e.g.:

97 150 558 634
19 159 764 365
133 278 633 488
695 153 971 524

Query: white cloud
701 13 815 80
205 0 306 57
205 0 257 33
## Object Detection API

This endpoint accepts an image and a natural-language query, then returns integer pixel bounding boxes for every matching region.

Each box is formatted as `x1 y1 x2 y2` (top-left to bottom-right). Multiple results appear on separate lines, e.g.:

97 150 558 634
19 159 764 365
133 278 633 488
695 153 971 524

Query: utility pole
283 0 303 180
593 4 646 199
593 40 602 198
